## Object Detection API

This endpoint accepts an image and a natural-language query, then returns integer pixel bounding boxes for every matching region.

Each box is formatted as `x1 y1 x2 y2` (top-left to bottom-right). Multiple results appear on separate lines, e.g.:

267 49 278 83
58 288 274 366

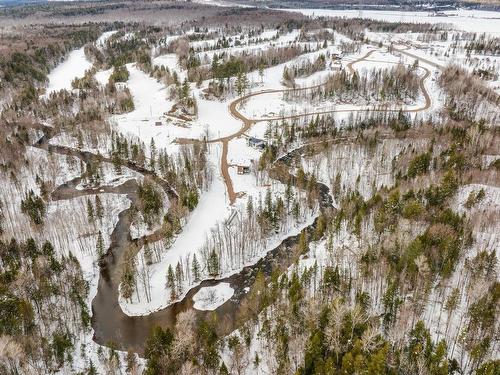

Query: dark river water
40 131 332 354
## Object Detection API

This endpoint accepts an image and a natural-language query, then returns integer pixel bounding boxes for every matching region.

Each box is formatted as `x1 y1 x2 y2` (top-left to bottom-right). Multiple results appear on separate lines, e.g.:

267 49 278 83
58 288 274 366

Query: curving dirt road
32 45 437 353
177 46 435 205
207 47 433 203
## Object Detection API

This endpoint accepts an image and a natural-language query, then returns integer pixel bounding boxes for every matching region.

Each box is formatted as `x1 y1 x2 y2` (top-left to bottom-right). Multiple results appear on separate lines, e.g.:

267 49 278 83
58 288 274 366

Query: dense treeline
190 45 305 87
282 54 326 87
319 17 442 42
285 63 421 104
1 4 498 374
439 65 500 122
458 33 500 56
0 25 102 110
0 238 92 374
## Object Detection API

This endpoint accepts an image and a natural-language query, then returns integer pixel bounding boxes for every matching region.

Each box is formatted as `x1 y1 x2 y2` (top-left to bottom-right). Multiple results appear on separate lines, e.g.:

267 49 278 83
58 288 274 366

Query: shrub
20 190 45 225
407 152 431 178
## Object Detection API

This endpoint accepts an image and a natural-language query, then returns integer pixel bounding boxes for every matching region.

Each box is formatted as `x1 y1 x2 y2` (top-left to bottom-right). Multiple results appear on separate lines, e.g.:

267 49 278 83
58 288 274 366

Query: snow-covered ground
96 30 118 48
95 68 113 86
283 8 500 35
43 47 92 96
49 131 112 156
0 145 139 374
130 184 170 239
77 162 142 190
112 64 180 153
241 45 440 122
120 203 316 316
196 29 300 63
119 137 317 316
192 282 234 310
0 147 81 236
152 53 187 81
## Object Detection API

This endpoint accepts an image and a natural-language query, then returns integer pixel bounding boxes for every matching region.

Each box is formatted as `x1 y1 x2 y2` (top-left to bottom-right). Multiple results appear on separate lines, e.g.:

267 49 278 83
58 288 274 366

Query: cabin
248 136 265 150
237 165 251 175
331 52 343 61
115 82 127 91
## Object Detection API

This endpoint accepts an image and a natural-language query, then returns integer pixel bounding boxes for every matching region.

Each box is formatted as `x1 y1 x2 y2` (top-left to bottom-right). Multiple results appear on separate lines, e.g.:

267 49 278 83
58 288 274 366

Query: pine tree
167 265 176 300
149 138 156 171
285 181 293 209
265 188 272 215
298 231 309 254
96 231 104 257
246 196 254 218
207 249 219 277
95 195 104 221
175 262 183 295
236 70 248 96
181 78 190 99
87 198 94 223
0 202 5 235
125 350 137 374
112 151 122 174
192 254 200 281
283 67 291 82
219 362 229 375
121 265 135 302
293 201 300 222
87 361 97 375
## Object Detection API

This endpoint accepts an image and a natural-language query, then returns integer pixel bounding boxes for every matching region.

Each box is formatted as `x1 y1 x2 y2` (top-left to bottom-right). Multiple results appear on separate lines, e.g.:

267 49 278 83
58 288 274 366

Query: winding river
37 126 333 353
36 44 435 353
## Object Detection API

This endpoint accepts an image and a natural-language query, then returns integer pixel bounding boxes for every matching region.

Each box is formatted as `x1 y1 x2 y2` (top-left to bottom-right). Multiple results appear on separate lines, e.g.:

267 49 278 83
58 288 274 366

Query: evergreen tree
236 70 248 96
292 201 300 222
246 196 254 218
167 265 176 300
121 265 135 302
298 231 309 254
95 195 104 221
125 350 138 374
96 231 104 257
285 181 293 208
207 249 219 277
150 138 156 171
192 254 201 281
181 78 190 99
87 198 94 223
175 262 183 295
258 63 264 83
20 190 45 225
112 151 122 174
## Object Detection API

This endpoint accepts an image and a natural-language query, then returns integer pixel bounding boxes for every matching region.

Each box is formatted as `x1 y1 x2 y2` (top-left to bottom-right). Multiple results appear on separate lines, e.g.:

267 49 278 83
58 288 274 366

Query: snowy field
192 283 234 311
283 8 500 35
27 16 500 372
43 47 92 96
240 46 440 122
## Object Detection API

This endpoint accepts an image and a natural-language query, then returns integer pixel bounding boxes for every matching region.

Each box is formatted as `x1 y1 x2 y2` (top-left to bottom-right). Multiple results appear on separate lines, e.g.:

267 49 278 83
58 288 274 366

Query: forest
0 1 498 374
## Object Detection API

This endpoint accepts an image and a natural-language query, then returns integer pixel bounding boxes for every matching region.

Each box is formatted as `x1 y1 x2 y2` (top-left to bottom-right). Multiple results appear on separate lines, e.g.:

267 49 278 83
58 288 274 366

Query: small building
115 82 127 91
155 121 162 126
248 136 265 150
331 52 343 60
237 165 251 175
